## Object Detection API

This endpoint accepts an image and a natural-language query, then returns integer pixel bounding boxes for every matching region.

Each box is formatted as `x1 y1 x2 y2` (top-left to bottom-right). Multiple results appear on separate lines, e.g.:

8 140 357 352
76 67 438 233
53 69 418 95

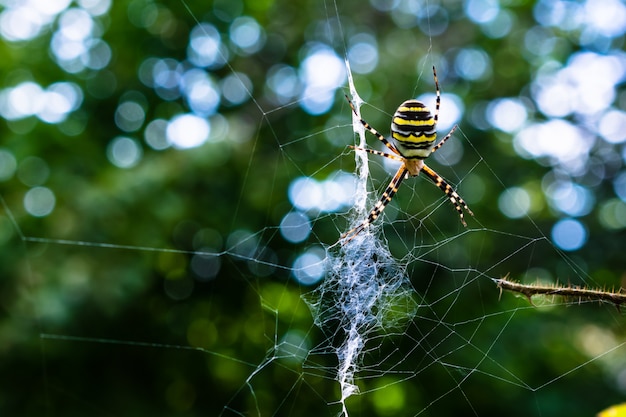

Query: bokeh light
299 44 346 115
465 0 499 24
532 52 624 118
292 247 325 285
144 119 169 150
487 98 528 133
598 110 626 144
454 47 491 81
107 136 143 168
545 181 594 217
0 81 83 124
0 150 17 181
181 69 221 116
17 157 50 187
190 252 222 281
514 119 593 174
229 16 264 55
551 218 588 251
23 186 56 217
288 171 355 214
221 73 252 105
166 114 210 149
498 187 531 219
348 33 379 74
598 199 626 230
115 101 146 132
266 64 299 105
0 0 72 41
280 212 312 243
187 23 228 68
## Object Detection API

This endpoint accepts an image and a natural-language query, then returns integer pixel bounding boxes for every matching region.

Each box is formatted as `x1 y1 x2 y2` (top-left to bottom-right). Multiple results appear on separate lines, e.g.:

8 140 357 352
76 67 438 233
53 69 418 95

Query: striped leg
430 66 458 155
345 95 402 156
342 165 409 242
432 66 441 125
431 125 458 153
421 164 473 226
348 146 404 162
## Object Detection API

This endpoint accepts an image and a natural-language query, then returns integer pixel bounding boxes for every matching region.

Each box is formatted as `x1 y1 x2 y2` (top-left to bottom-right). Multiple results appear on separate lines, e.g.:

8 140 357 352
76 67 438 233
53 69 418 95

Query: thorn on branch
495 274 626 310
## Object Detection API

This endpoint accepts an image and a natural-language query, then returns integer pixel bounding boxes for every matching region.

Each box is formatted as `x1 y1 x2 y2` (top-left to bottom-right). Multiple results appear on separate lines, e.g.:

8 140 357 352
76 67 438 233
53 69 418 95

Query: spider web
2 0 626 416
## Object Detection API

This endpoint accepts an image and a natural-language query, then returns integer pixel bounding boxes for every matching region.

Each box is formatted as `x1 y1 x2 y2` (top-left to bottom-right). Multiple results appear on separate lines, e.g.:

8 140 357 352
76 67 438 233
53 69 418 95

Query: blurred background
1 0 626 415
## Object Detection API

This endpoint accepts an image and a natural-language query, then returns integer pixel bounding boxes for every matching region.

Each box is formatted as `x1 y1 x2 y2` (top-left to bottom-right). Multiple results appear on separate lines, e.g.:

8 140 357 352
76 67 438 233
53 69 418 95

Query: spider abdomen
391 99 437 159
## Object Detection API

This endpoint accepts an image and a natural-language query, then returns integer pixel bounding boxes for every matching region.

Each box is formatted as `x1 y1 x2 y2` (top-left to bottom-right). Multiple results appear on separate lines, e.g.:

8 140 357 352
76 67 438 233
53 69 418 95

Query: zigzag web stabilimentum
302 60 421 416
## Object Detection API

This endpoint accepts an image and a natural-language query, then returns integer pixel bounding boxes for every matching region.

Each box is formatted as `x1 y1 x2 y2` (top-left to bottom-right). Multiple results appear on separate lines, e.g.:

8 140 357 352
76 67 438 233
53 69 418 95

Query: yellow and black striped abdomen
391 99 436 159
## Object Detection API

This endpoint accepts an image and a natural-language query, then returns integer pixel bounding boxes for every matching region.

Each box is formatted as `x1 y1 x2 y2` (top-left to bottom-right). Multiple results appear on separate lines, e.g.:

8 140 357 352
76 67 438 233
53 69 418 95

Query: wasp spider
342 66 473 242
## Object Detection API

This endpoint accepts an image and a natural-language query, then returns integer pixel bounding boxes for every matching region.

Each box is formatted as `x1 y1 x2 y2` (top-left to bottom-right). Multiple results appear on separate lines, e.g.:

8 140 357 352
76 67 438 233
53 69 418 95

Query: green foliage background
1 0 625 416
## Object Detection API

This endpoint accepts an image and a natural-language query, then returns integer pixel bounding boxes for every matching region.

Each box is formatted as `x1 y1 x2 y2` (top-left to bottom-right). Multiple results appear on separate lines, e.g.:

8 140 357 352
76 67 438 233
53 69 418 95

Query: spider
342 66 473 242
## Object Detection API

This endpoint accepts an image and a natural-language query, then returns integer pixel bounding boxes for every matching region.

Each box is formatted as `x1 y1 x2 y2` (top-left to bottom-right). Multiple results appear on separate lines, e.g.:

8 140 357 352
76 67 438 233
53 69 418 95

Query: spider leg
345 95 401 156
421 164 473 226
348 146 404 162
429 66 459 155
342 165 409 242
432 66 442 124
430 125 458 154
